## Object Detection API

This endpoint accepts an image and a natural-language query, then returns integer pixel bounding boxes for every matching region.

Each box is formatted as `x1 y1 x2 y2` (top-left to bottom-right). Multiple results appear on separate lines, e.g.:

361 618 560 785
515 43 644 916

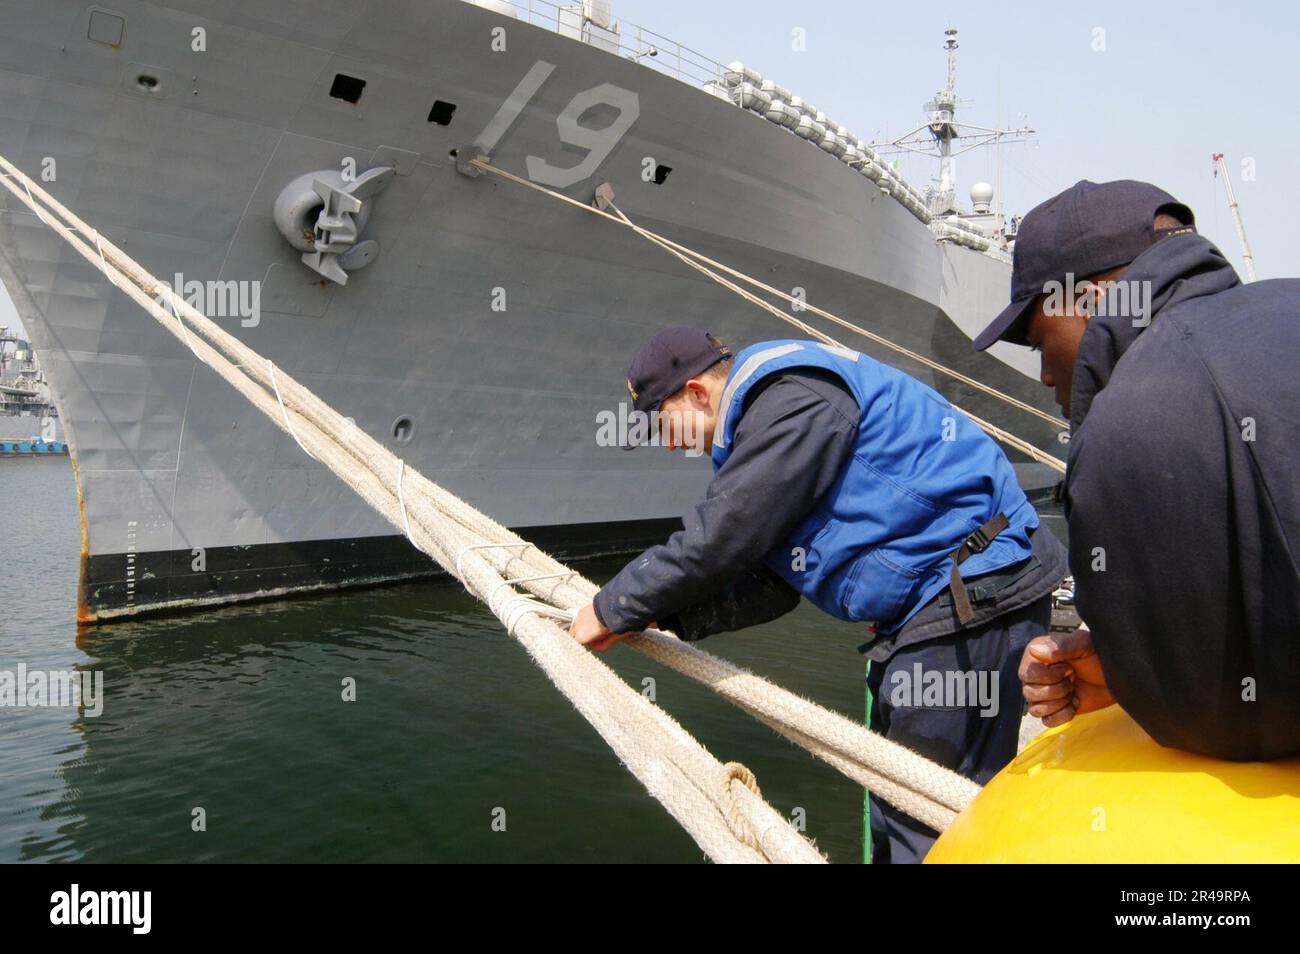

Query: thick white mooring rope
0 155 984 859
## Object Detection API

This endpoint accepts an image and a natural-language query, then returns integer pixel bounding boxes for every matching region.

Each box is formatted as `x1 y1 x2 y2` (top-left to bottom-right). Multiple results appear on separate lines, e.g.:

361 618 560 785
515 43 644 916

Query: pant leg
867 595 1051 864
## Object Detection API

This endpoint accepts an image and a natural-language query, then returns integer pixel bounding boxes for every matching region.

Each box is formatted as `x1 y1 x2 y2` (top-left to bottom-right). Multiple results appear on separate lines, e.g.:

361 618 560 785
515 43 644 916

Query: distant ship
0 324 66 455
0 0 1060 622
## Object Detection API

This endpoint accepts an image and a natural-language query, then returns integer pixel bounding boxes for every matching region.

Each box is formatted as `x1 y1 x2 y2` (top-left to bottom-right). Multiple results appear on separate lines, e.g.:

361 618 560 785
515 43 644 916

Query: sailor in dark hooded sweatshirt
974 179 1300 761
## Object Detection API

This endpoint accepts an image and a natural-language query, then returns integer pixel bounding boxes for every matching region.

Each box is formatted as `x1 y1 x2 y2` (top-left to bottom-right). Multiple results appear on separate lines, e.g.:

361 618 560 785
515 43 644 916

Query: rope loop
93 228 120 289
395 457 416 547
153 280 199 357
267 358 317 461
723 760 761 797
719 761 766 852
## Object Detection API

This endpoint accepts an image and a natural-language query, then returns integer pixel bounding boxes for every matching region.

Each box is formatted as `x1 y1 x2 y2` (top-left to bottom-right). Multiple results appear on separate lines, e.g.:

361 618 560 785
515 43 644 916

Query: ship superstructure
0 323 64 449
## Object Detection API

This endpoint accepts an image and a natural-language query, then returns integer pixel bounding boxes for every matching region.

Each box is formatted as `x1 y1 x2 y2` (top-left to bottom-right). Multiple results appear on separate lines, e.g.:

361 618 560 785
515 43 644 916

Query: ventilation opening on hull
653 164 672 185
329 74 366 103
391 415 415 445
428 100 457 125
136 74 160 93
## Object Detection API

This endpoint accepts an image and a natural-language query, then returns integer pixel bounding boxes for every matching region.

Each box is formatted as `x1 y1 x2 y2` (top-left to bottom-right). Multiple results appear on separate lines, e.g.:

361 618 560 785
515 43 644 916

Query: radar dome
970 182 994 213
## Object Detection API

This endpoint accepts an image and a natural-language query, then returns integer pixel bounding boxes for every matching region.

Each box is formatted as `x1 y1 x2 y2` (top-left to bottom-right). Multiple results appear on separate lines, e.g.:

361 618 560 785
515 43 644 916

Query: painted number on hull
474 61 639 189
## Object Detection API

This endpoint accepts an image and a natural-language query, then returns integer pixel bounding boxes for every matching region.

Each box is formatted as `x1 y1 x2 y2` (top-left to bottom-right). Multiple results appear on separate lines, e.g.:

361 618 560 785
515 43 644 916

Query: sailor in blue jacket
974 179 1300 761
569 327 1068 862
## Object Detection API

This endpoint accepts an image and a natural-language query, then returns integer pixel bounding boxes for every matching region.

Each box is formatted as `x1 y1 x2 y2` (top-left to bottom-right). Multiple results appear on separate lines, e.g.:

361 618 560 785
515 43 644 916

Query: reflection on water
1 458 1066 863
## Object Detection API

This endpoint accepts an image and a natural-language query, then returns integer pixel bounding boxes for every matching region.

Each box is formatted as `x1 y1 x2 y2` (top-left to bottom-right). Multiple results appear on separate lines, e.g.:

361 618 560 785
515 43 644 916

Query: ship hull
0 0 1062 622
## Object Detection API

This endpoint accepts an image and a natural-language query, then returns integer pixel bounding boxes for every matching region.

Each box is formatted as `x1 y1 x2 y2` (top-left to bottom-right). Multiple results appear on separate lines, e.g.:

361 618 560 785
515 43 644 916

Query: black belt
948 513 1009 626
936 551 1038 610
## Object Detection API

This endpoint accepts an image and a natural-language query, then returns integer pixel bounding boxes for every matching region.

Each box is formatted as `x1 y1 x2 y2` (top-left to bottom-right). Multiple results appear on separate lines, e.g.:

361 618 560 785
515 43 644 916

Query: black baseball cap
624 326 732 414
973 179 1194 351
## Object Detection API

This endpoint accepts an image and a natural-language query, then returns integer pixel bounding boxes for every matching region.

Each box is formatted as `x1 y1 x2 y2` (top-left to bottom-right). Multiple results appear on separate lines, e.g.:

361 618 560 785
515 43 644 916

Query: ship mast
935 28 960 210
871 28 1033 217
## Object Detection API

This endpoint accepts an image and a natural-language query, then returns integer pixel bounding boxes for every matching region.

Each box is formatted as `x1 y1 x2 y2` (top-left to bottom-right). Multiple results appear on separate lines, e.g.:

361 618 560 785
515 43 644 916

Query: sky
615 0 1298 280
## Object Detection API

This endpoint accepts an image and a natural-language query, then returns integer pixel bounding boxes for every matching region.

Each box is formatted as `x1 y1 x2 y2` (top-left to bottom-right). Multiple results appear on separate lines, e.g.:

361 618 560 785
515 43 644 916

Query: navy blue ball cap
625 326 731 415
973 179 1194 351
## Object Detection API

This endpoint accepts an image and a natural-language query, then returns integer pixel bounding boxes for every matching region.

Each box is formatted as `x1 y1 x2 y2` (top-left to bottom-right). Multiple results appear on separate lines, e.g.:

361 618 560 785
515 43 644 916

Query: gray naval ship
0 321 66 450
0 0 1061 623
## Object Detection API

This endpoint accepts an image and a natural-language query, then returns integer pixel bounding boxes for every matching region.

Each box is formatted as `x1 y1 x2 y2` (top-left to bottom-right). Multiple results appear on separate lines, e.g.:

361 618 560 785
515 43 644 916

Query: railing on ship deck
472 1 1014 264
489 0 728 87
